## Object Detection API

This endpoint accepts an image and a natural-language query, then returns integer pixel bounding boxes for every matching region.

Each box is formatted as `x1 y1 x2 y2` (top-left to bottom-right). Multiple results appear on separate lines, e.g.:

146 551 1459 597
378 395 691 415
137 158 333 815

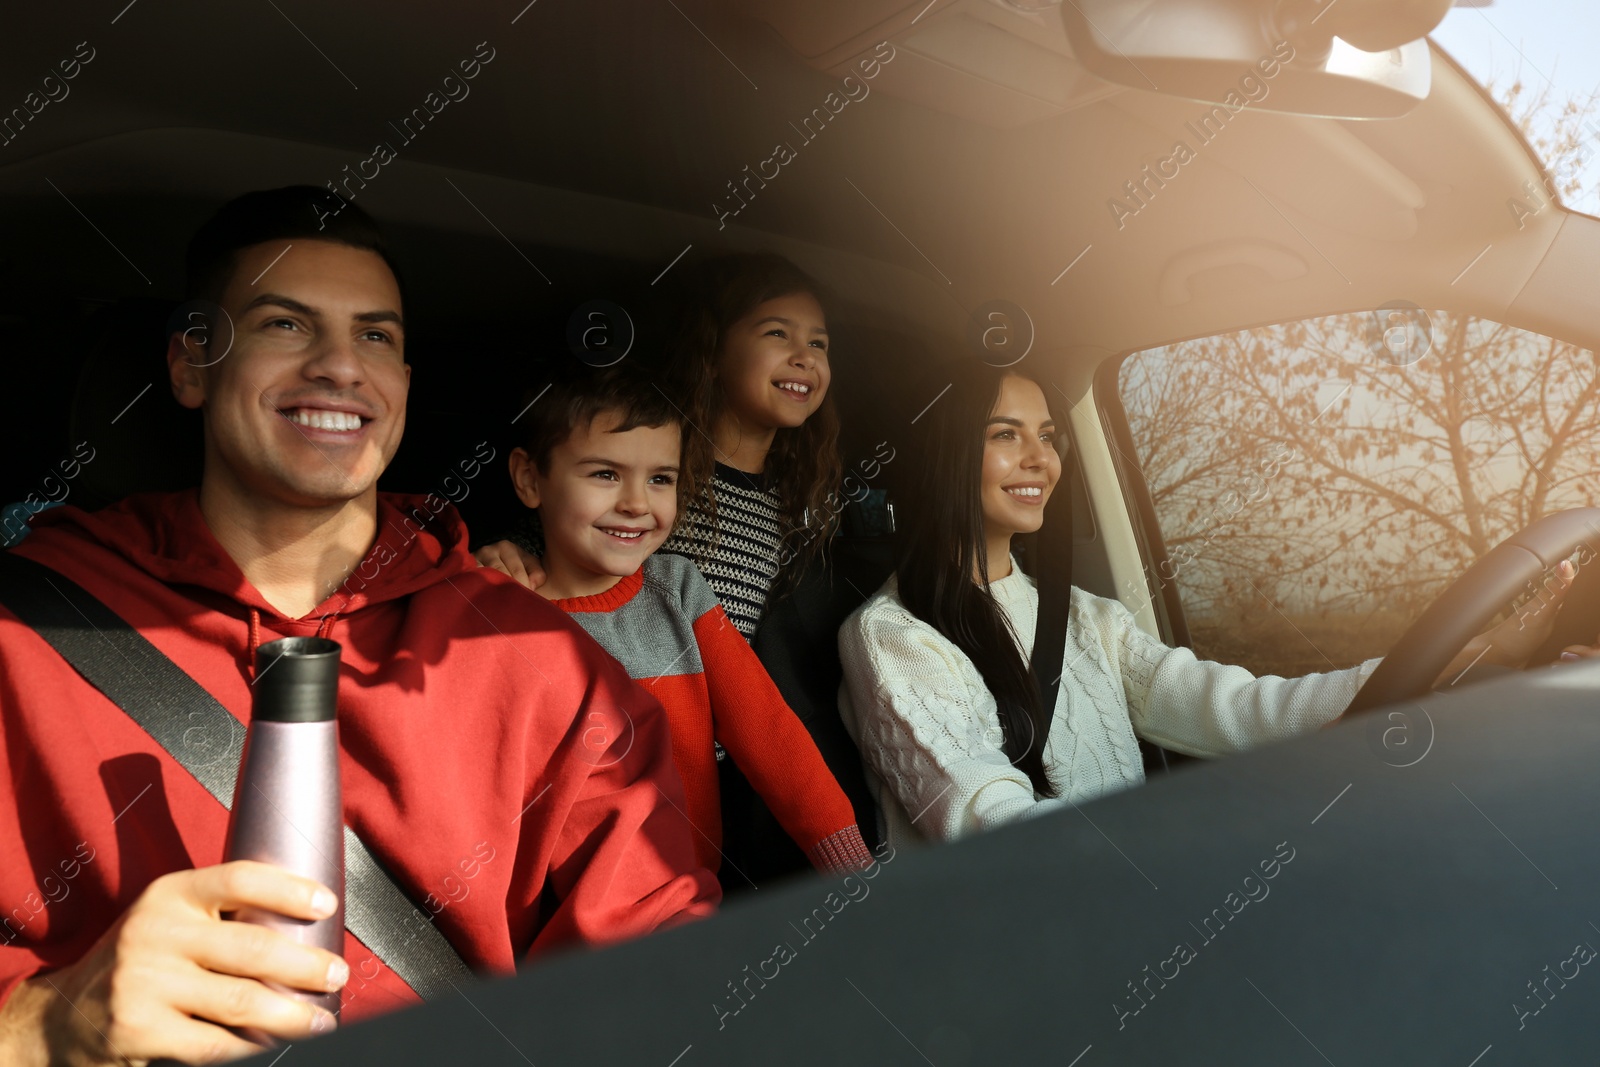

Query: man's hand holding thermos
3 638 348 1066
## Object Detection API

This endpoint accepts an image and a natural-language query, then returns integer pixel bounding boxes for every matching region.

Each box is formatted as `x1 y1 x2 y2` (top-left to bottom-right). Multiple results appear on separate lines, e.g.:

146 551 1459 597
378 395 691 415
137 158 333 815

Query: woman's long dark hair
897 361 1061 797
663 253 843 590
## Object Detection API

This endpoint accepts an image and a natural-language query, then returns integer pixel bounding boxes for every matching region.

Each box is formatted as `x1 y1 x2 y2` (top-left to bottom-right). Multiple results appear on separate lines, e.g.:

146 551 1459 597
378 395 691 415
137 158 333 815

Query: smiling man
0 187 719 1065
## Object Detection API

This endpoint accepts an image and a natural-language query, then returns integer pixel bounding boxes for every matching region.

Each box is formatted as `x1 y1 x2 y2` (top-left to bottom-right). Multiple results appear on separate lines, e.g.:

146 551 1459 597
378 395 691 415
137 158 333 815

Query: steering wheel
1344 507 1600 717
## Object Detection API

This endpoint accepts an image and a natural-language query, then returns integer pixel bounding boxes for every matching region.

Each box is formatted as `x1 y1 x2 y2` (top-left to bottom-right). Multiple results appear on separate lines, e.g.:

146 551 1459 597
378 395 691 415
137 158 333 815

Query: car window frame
1093 350 1191 650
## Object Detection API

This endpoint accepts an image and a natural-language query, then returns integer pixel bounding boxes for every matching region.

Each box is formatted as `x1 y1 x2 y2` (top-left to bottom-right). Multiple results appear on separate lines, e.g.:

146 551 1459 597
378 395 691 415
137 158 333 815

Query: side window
1116 310 1600 677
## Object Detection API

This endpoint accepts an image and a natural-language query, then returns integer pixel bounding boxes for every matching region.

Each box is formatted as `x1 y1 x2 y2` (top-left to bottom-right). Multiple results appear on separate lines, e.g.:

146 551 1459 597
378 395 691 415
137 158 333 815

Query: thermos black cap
253 637 342 723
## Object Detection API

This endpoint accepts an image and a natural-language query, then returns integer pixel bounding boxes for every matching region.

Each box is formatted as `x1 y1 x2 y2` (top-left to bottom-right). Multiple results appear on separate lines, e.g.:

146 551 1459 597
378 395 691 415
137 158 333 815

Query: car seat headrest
70 298 203 511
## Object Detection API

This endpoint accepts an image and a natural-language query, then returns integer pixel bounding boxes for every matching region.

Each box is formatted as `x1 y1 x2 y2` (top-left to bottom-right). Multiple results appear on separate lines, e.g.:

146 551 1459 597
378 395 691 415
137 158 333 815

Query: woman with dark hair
838 361 1576 847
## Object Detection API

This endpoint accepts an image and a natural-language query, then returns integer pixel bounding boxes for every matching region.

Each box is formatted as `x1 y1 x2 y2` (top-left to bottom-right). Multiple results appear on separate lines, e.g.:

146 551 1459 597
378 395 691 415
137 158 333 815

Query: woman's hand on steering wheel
1436 559 1578 685
1350 510 1600 715
1556 640 1600 663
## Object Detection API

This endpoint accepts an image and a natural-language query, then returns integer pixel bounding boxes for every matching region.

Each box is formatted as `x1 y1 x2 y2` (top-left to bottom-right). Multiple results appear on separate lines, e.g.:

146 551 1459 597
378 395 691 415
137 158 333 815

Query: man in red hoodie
0 187 720 1064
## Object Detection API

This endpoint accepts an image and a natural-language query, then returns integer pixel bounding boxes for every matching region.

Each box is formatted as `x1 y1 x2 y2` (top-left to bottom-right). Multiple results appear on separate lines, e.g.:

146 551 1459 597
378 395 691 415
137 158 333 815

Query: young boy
506 361 872 878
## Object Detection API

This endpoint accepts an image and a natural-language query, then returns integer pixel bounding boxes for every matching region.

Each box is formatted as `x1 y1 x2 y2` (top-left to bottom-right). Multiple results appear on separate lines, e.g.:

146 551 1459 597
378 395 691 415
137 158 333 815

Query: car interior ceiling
5 1 1600 591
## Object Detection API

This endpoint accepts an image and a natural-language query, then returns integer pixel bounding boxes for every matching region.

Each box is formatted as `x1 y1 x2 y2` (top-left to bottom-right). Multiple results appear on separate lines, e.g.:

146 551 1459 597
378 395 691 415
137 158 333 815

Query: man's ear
166 331 206 410
508 447 541 509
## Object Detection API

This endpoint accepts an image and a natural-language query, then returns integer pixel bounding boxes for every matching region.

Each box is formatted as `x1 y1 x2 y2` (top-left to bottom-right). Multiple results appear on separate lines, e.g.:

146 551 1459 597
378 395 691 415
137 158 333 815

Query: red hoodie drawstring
246 607 262 681
245 608 338 682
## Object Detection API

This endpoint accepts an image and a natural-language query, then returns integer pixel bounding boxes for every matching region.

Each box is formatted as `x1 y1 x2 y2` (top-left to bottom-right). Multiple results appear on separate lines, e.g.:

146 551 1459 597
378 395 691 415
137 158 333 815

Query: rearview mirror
1059 0 1455 119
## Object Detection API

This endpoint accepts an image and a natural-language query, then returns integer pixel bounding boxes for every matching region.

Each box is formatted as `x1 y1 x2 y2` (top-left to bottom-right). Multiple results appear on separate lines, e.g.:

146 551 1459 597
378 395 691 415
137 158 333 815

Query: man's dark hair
518 359 689 477
184 186 404 308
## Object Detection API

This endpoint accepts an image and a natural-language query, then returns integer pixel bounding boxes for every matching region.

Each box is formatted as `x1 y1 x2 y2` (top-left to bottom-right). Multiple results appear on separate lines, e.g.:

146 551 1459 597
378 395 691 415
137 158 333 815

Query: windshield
1432 0 1600 219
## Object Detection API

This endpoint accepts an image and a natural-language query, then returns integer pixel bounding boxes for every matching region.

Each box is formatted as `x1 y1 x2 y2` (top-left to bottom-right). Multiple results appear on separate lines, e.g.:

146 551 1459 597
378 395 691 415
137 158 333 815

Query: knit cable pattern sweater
837 564 1381 847
556 553 871 875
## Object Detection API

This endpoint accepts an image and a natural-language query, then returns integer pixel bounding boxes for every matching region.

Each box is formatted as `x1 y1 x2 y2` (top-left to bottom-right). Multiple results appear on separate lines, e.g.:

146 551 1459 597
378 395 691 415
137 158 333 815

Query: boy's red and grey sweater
553 553 871 875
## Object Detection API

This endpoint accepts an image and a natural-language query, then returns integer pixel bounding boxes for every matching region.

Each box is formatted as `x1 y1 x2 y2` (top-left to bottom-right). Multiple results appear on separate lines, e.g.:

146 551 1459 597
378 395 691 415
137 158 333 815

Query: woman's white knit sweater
837 564 1381 846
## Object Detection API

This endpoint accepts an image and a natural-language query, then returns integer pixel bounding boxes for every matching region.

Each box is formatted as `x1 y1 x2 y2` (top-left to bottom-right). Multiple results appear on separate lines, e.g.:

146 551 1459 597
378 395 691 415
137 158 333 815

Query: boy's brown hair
516 360 701 498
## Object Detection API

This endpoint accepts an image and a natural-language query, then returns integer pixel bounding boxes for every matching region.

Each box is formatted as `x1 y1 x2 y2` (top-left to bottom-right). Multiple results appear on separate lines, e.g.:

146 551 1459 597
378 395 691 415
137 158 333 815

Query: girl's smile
716 291 831 441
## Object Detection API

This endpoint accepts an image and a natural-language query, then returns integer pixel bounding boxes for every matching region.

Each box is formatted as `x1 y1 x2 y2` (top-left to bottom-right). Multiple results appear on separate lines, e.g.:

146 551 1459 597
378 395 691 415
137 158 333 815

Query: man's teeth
1006 487 1043 498
287 409 363 432
776 381 811 396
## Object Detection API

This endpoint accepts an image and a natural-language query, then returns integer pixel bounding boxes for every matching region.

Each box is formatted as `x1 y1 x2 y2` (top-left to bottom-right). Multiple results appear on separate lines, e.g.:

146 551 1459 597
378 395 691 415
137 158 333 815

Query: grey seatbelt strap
1031 478 1074 723
0 549 473 1001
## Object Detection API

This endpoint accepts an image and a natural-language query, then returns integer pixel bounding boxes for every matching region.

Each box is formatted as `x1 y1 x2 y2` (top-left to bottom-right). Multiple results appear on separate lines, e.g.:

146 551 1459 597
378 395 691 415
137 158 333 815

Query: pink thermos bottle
223 636 345 1016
